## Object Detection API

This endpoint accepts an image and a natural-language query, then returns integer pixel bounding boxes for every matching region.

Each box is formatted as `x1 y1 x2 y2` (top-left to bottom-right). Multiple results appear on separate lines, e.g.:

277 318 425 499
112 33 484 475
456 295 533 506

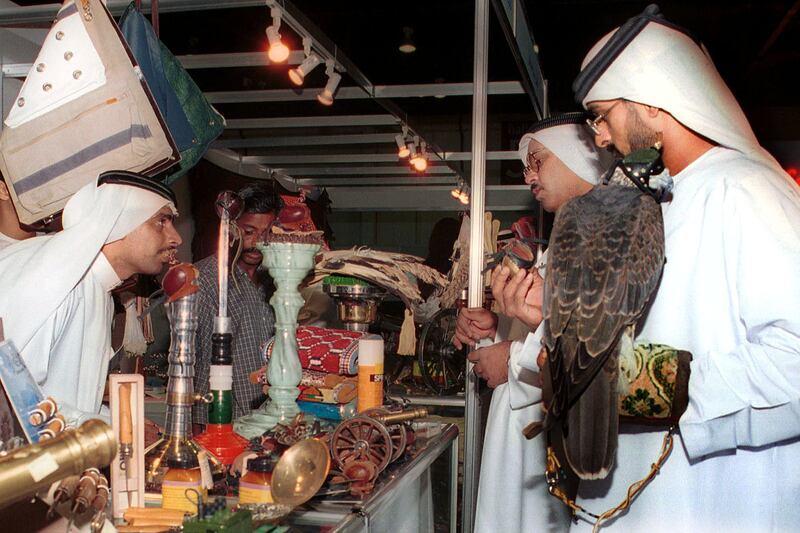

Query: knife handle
119 383 134 448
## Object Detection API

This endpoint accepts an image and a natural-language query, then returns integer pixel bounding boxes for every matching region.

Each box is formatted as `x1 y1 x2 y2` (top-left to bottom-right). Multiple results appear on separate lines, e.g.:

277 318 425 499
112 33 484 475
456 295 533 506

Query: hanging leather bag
0 0 179 225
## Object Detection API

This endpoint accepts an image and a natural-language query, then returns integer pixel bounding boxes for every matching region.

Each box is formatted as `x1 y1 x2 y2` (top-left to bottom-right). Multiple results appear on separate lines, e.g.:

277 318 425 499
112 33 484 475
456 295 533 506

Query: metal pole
537 80 550 261
450 435 460 533
464 0 489 531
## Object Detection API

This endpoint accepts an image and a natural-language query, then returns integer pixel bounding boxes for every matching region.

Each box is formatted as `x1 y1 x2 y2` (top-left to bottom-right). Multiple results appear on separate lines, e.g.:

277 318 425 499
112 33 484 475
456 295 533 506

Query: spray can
357 335 384 413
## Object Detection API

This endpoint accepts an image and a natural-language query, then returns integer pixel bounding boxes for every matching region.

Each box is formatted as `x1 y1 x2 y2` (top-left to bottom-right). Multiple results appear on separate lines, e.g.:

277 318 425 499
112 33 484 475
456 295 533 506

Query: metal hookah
194 191 250 464
144 263 214 487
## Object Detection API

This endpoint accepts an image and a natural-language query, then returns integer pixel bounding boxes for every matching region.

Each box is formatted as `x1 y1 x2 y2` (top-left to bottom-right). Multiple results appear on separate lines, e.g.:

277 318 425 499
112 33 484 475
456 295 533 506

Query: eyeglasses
523 150 547 176
586 100 624 135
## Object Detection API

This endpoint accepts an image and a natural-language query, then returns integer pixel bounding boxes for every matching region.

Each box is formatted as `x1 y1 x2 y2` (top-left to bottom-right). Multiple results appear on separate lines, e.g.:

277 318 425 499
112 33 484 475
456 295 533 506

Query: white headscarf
0 178 175 351
578 19 791 181
518 123 608 185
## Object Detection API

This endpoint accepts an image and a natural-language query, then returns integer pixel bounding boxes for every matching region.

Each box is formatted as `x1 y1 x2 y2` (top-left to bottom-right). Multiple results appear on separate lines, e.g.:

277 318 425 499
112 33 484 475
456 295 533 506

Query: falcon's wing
543 185 665 420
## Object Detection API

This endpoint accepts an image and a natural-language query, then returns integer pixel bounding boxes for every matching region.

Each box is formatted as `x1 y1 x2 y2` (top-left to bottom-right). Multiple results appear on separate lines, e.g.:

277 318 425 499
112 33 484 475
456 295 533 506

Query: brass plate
271 438 331 507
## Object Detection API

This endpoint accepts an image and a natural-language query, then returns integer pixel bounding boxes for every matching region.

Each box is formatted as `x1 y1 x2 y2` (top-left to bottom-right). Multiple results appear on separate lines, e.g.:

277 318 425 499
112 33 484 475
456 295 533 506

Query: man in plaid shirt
192 184 281 432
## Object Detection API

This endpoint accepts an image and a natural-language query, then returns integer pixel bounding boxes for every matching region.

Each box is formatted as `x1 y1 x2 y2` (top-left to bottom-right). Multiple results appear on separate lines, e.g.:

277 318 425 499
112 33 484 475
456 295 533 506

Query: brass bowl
271 438 331 507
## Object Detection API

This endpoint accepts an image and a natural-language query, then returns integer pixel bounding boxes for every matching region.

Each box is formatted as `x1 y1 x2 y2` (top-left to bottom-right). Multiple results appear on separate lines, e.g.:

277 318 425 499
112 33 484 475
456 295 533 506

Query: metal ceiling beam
205 81 525 104
442 150 518 161
225 115 398 129
176 51 304 69
213 133 397 149
203 148 465 196
272 166 456 176
325 185 534 211
2 51 306 78
0 0 265 26
292 176 457 187
491 0 546 117
241 151 517 164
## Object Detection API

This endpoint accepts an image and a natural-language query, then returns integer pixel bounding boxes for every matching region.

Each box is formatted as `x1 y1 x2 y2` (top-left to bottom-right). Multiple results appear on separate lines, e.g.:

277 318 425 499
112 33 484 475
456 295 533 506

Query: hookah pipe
144 262 216 487
194 191 249 464
211 190 240 419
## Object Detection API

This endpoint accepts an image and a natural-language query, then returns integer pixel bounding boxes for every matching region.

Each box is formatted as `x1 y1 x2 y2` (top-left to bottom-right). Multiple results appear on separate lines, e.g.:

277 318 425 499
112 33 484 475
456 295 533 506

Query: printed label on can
357 363 384 413
162 479 206 513
238 480 273 504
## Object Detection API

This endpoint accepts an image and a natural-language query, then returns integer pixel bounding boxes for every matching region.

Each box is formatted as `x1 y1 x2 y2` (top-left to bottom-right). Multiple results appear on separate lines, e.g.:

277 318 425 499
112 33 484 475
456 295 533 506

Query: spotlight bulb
399 26 416 54
266 26 290 63
396 134 410 158
451 187 461 199
317 69 342 106
412 154 428 172
289 53 322 86
459 190 469 204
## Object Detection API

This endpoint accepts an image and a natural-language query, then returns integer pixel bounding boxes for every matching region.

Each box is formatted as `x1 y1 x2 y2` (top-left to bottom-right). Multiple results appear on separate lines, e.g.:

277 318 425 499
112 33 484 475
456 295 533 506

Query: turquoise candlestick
235 241 320 438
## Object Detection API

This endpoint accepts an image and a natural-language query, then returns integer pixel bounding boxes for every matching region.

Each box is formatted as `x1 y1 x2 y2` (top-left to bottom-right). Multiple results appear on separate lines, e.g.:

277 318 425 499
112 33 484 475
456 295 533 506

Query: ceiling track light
411 140 428 172
396 125 411 158
408 136 421 165
266 6 290 63
317 60 342 106
459 184 470 205
289 37 322 86
451 182 462 199
407 141 418 160
396 134 410 158
399 26 416 54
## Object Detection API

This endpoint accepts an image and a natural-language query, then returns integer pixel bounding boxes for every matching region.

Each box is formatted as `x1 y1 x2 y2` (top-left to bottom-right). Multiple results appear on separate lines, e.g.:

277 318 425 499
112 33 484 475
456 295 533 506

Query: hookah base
144 437 222 490
234 404 318 440
194 424 250 465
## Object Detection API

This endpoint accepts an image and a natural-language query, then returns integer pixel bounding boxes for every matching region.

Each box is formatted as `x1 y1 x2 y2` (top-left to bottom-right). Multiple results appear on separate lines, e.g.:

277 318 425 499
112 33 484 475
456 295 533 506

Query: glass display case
289 422 458 533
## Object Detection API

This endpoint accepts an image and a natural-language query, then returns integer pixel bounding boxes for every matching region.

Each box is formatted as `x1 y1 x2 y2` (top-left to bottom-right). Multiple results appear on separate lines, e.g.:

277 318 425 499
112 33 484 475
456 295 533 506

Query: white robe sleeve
19 290 77 386
680 178 800 458
506 326 544 410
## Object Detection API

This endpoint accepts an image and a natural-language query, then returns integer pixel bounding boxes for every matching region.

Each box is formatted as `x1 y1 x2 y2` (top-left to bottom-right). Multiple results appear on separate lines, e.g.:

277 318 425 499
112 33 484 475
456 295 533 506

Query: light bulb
451 187 461 199
266 26 290 63
288 53 322 86
399 27 416 54
396 134 410 158
317 70 342 106
412 154 428 172
459 190 469 204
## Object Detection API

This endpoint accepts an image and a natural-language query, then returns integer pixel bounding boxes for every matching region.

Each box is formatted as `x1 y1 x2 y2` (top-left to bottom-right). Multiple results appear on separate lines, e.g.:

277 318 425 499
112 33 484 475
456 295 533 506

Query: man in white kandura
566 5 800 531
457 113 608 532
0 171 181 424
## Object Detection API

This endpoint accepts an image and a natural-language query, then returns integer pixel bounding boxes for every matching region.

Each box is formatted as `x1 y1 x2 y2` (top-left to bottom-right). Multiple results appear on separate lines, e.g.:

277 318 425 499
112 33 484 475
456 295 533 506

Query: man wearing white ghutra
568 4 800 531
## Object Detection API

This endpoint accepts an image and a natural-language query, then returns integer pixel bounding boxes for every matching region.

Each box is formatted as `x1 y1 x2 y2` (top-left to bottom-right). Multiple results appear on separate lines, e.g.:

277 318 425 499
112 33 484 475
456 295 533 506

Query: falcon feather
540 146 671 480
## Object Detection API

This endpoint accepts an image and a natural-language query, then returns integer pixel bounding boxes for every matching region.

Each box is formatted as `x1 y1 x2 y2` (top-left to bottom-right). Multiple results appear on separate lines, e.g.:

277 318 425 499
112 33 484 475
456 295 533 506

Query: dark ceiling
6 0 800 182
152 0 800 127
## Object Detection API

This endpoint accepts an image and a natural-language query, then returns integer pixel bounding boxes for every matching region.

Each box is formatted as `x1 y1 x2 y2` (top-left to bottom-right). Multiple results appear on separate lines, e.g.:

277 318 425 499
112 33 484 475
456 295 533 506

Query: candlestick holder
235 241 320 438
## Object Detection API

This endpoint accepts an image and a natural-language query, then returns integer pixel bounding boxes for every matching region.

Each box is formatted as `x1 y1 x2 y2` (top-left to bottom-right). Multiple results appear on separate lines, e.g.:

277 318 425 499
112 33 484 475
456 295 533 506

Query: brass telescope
0 419 117 508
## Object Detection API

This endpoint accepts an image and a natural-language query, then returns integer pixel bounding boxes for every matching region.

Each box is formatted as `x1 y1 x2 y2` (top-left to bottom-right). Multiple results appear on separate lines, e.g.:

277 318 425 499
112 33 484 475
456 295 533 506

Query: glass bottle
161 455 207 514
238 455 276 504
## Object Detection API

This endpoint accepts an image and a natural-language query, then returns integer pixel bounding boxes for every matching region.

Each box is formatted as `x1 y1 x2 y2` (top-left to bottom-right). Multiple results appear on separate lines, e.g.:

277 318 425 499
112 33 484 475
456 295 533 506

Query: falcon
540 146 672 480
